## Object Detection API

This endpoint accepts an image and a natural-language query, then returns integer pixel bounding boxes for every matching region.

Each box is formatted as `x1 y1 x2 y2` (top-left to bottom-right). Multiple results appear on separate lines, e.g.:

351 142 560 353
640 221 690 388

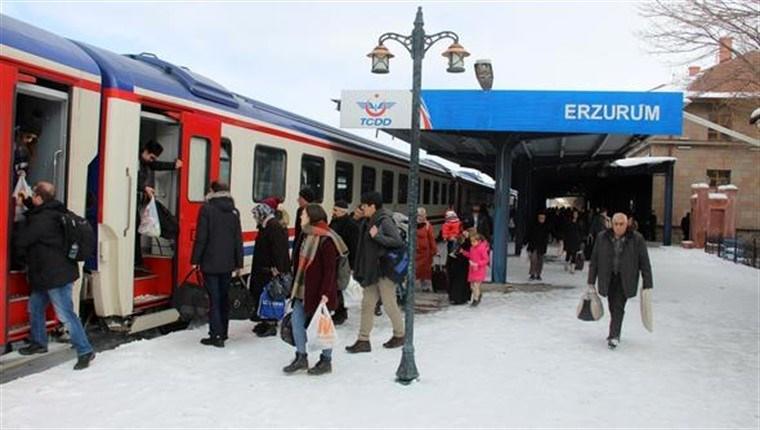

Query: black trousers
607 273 627 340
205 273 231 338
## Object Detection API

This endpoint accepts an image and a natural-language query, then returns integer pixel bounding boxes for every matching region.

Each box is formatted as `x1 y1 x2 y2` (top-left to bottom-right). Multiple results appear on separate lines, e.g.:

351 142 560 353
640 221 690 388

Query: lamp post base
395 347 420 385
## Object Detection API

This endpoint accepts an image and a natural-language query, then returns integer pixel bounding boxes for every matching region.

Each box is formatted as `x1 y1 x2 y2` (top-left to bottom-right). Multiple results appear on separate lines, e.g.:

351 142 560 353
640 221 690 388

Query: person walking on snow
588 212 653 350
460 229 490 306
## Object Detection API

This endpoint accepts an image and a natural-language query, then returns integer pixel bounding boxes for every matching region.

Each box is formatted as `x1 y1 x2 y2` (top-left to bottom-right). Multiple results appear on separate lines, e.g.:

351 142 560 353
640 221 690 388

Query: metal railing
705 236 760 269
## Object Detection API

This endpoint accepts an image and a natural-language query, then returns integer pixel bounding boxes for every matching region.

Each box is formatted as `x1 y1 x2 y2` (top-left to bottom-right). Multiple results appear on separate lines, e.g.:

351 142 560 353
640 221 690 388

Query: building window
219 137 232 186
335 161 353 203
301 154 325 202
423 179 431 205
189 137 210 202
253 145 286 201
398 173 408 204
708 108 733 141
707 169 731 187
361 166 376 194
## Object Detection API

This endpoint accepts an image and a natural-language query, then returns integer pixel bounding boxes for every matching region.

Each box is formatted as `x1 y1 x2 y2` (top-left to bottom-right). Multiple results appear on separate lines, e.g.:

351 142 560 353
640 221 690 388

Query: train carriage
1 15 505 343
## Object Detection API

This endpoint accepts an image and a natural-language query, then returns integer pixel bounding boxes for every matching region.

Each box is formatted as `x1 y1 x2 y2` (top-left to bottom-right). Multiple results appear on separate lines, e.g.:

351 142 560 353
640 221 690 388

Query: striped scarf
292 221 348 299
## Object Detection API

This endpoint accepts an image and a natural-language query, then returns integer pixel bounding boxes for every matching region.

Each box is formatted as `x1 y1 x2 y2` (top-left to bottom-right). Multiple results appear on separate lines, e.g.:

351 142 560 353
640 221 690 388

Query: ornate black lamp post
367 6 470 385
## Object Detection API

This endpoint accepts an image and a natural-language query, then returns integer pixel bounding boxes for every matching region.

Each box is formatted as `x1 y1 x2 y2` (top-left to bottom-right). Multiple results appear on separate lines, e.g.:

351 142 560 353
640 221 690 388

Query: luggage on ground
228 276 254 320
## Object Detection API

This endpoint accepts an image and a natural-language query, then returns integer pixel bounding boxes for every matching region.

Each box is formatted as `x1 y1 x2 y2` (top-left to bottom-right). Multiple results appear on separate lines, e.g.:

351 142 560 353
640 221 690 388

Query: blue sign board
419 90 683 135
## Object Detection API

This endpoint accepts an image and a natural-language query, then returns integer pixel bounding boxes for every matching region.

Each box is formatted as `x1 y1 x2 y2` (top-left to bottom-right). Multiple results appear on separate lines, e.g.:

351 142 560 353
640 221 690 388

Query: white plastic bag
576 286 604 321
343 276 363 305
306 302 337 352
12 175 33 222
138 197 161 238
640 288 653 332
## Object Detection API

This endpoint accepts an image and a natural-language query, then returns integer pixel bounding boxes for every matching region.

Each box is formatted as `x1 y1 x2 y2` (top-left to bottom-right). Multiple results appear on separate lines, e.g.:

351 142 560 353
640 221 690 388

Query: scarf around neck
292 221 349 297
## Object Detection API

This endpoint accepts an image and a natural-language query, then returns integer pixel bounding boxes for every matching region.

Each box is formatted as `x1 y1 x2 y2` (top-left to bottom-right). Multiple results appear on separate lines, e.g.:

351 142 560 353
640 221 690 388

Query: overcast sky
2 1 688 170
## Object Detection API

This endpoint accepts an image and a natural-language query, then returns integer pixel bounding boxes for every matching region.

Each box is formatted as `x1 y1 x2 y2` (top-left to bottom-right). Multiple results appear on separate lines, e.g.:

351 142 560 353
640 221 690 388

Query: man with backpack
13 182 95 370
346 191 405 353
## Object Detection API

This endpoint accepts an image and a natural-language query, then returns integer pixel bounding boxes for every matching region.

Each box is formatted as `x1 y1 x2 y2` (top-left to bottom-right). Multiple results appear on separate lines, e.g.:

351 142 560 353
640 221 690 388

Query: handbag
257 286 286 320
228 276 254 320
172 269 209 322
432 265 449 293
280 310 295 346
268 272 293 301
576 286 604 322
574 251 585 271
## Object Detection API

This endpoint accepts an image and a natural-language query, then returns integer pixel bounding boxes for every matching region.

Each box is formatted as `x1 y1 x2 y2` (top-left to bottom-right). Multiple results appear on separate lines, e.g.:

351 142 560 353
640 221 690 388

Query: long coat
298 236 339 316
191 192 243 274
415 222 436 281
13 200 79 290
526 221 550 255
588 229 653 298
353 209 404 287
562 221 584 254
251 217 290 292
329 214 359 270
462 240 490 283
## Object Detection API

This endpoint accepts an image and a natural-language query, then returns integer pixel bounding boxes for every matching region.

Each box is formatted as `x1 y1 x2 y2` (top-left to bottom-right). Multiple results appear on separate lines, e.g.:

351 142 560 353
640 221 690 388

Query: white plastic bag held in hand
343 276 363 305
640 288 653 332
138 197 162 238
12 175 32 222
306 303 338 352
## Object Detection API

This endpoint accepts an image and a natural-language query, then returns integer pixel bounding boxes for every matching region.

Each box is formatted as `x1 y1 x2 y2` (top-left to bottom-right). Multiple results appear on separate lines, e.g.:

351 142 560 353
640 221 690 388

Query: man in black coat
13 182 95 370
329 200 359 324
588 213 653 349
462 203 493 243
135 140 182 269
191 182 243 347
251 197 291 337
526 212 550 281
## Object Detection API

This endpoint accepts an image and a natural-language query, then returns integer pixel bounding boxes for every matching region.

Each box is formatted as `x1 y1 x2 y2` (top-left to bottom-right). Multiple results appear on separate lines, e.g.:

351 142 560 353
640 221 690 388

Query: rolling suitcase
432 265 449 293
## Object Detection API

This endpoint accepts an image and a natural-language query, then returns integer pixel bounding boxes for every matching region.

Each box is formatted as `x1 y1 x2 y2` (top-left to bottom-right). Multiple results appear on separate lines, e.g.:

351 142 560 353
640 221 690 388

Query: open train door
0 64 17 346
176 112 220 288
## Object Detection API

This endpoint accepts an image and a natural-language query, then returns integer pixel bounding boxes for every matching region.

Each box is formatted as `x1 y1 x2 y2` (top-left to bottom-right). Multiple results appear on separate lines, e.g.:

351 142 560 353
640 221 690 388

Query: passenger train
0 15 502 347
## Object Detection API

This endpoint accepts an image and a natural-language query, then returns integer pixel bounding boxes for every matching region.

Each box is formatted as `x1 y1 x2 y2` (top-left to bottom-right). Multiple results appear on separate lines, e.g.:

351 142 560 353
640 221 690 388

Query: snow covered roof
709 193 728 200
691 183 710 189
718 184 738 191
611 156 676 168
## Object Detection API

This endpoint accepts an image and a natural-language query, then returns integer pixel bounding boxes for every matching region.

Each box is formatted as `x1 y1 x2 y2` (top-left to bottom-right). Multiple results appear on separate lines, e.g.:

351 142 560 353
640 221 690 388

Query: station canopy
383 89 684 176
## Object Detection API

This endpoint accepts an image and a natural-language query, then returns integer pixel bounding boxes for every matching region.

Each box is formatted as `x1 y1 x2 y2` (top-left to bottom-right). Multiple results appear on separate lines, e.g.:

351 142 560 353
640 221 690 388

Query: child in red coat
460 229 490 306
442 210 463 257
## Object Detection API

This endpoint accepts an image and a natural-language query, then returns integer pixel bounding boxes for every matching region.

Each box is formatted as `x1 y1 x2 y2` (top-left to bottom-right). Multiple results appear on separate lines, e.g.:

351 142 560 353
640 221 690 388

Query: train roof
0 14 100 76
2 15 488 184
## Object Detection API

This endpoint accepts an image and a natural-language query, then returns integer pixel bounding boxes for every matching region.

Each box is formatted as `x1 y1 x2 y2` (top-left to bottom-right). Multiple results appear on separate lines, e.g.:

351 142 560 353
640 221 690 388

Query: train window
335 161 353 203
449 183 456 205
189 137 210 202
381 170 394 204
441 182 448 206
301 154 325 202
423 179 431 205
361 166 376 194
253 145 287 201
219 137 232 186
398 174 408 204
433 181 440 205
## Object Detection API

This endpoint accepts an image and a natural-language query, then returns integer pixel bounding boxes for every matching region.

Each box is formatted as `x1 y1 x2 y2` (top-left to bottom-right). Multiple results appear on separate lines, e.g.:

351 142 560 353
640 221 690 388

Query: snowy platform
1 247 758 428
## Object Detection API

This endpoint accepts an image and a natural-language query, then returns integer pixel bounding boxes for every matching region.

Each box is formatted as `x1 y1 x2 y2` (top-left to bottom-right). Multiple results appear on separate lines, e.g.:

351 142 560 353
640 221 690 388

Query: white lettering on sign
564 104 661 121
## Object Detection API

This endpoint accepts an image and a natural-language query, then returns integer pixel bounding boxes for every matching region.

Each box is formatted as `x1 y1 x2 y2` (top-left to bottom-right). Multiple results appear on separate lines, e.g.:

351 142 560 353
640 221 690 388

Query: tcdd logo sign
357 94 397 126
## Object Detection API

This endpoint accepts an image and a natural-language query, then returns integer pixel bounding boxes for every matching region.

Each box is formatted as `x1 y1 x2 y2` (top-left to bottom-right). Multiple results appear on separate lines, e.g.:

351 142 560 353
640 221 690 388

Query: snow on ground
1 246 758 429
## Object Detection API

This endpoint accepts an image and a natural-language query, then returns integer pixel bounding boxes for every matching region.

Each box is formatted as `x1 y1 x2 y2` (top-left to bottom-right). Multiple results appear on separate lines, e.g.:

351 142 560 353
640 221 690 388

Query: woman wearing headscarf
415 207 437 292
283 203 348 375
250 197 290 337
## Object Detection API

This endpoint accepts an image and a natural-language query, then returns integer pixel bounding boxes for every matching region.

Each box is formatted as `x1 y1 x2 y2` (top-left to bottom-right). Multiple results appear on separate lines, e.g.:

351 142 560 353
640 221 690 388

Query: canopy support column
663 161 674 246
492 141 515 283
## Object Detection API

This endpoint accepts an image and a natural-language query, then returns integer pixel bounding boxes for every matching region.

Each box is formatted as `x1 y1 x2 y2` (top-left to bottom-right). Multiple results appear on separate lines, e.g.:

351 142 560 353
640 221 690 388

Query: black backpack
60 211 96 262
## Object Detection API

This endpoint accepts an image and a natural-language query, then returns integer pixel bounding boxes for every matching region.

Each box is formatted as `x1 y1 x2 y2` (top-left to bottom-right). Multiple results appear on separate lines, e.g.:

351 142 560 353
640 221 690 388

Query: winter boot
307 355 332 375
200 336 225 348
374 302 383 316
283 352 308 374
382 336 405 349
256 323 277 338
345 340 371 353
252 322 269 335
73 352 95 370
607 338 619 350
332 307 348 325
18 343 48 356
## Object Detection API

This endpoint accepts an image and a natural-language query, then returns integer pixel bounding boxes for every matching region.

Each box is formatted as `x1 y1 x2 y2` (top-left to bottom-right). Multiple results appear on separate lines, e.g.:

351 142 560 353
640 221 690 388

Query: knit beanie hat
445 210 458 221
261 196 281 211
299 187 316 203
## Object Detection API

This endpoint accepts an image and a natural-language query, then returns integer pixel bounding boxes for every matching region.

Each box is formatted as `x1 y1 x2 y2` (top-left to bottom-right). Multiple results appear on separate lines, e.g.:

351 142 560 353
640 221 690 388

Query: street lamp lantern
442 42 470 73
368 6 469 386
474 59 494 90
368 44 394 74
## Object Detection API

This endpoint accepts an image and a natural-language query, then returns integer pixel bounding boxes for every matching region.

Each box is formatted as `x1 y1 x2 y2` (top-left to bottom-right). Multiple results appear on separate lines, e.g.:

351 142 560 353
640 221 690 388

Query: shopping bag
576 286 604 321
574 251 585 271
343 276 363 305
640 288 653 332
172 269 209 322
12 176 32 222
306 302 337 351
228 276 254 320
257 288 286 320
138 197 161 237
280 310 295 346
